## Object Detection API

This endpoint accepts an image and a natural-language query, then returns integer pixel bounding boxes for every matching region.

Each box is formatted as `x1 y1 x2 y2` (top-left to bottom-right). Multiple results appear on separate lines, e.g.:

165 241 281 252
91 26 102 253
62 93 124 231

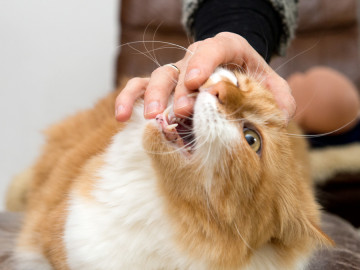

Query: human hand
115 32 295 123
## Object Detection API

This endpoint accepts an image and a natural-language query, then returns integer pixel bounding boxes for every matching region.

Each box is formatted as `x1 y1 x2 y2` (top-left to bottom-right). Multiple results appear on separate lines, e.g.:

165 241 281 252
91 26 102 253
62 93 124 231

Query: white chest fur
63 107 207 270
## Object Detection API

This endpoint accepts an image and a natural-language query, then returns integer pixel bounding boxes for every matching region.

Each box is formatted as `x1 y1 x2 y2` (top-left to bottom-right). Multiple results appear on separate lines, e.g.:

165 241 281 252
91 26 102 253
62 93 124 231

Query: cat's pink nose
205 81 229 104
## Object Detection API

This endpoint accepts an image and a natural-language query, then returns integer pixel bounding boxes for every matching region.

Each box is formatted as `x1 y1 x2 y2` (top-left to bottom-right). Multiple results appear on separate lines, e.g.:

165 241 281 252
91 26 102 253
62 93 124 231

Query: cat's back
27 89 121 207
13 88 126 269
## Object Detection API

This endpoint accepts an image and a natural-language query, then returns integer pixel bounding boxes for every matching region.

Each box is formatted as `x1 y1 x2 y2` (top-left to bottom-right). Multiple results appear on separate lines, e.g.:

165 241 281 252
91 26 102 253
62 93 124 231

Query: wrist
193 0 282 62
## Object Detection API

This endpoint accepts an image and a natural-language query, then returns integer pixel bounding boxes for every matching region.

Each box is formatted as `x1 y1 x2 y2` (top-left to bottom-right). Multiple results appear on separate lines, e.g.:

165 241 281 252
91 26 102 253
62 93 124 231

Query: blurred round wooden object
288 67 360 134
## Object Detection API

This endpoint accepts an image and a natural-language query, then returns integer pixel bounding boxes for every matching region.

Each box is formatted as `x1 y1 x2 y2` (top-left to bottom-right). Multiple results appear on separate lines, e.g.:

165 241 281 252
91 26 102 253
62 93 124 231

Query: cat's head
143 68 332 269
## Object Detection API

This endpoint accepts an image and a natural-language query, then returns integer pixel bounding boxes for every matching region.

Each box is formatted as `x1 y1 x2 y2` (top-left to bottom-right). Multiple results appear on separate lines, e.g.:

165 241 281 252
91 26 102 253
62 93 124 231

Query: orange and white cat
14 68 332 270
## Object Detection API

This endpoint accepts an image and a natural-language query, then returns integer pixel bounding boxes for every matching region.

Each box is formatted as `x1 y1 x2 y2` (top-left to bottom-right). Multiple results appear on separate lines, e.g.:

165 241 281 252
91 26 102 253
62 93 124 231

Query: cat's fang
166 124 178 130
162 106 171 124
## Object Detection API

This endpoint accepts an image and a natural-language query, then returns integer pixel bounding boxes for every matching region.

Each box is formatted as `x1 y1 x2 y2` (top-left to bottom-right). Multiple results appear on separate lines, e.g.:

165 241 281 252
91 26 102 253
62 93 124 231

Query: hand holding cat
115 32 296 124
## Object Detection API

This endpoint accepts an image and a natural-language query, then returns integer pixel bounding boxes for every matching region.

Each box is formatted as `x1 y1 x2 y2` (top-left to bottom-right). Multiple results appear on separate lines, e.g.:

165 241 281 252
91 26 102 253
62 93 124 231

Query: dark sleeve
192 0 282 62
182 0 298 57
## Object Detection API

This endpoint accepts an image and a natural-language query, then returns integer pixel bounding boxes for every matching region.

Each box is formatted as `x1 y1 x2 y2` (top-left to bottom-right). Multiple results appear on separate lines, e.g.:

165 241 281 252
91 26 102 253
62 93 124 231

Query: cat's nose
206 81 230 104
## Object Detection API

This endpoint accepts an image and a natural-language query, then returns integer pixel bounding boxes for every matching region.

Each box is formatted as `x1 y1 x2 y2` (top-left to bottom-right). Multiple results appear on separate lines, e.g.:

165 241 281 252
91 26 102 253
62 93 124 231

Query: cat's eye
243 129 261 153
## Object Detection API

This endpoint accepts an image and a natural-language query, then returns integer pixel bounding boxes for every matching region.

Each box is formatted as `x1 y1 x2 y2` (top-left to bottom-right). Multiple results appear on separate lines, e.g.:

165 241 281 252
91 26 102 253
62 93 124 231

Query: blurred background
0 0 118 210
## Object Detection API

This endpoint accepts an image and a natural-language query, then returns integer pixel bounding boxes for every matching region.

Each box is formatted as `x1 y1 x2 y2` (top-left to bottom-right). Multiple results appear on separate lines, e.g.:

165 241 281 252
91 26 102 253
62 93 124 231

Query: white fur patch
192 91 241 193
193 91 240 163
64 105 208 270
244 244 309 270
207 67 238 86
13 250 52 270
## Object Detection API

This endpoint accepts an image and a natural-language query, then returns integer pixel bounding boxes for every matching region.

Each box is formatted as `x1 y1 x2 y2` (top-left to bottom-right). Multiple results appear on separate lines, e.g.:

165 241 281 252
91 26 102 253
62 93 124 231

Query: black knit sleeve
192 0 283 62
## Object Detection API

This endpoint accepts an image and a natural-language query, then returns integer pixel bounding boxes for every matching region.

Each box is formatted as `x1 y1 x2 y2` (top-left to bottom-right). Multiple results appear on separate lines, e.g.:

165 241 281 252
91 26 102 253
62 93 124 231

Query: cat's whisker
223 105 245 117
150 22 164 67
273 41 320 73
119 40 193 56
226 118 246 123
142 21 158 67
118 39 191 86
260 113 359 140
205 196 216 228
141 133 191 156
234 223 254 251
197 138 214 170
292 87 319 120
131 46 191 56
126 43 161 69
254 58 261 79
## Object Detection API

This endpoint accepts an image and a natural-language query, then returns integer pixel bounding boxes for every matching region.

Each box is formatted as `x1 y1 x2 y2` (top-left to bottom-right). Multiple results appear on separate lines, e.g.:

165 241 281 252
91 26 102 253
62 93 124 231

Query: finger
184 32 268 90
143 64 181 119
174 62 195 118
184 33 294 123
275 91 296 124
115 77 150 122
265 75 296 123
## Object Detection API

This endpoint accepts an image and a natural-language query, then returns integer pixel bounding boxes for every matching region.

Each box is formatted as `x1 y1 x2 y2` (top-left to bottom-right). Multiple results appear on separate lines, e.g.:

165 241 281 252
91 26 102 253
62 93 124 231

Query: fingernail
185 69 200 82
145 101 160 115
175 96 190 110
115 104 125 116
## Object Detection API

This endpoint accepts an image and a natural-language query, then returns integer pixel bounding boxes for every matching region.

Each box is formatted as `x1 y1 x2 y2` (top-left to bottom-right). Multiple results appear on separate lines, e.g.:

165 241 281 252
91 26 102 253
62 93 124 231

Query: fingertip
174 96 195 118
288 95 297 119
144 100 165 119
185 68 201 82
174 105 194 118
144 110 162 119
184 69 210 90
281 109 290 125
281 98 296 126
115 104 131 122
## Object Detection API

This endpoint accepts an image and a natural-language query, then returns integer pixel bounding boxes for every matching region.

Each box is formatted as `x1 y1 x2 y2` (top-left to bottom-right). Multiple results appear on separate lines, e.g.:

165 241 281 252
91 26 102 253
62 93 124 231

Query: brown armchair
116 0 188 82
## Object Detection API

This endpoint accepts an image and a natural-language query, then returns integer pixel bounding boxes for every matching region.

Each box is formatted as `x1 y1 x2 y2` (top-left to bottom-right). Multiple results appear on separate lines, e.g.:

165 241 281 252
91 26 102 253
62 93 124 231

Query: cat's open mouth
156 106 195 155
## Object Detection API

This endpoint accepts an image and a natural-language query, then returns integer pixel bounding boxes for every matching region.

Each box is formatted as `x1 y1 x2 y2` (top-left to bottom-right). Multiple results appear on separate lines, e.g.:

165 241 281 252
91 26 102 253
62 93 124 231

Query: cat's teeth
163 106 171 117
162 106 173 124
166 123 178 130
187 92 198 98
168 107 176 122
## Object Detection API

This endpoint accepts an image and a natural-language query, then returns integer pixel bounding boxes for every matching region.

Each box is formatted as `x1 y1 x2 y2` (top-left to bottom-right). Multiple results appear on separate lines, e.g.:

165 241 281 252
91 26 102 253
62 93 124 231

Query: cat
13 68 332 270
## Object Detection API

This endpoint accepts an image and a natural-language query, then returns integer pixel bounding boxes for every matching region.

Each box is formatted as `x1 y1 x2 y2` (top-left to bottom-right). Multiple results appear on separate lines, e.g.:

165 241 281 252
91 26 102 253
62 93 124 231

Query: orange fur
17 89 123 269
143 76 333 269
15 72 332 269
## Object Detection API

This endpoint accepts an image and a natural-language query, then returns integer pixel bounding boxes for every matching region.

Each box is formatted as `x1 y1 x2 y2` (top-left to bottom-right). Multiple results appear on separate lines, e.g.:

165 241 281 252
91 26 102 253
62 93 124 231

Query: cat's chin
155 105 195 157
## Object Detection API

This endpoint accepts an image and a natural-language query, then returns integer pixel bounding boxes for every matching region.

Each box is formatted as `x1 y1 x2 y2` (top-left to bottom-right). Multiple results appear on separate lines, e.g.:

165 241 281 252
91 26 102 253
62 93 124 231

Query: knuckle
215 32 231 39
115 94 122 104
127 77 142 87
203 37 217 47
145 83 158 93
143 88 152 100
216 32 246 46
143 87 161 101
151 67 163 77
187 41 202 54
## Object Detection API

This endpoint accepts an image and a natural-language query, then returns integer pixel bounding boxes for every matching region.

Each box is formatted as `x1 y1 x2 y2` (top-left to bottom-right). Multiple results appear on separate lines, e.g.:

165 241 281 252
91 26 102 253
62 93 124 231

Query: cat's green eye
244 129 261 152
